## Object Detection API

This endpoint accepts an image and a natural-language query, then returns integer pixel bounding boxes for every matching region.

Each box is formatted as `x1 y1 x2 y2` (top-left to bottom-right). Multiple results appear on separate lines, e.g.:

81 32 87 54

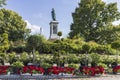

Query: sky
4 0 120 39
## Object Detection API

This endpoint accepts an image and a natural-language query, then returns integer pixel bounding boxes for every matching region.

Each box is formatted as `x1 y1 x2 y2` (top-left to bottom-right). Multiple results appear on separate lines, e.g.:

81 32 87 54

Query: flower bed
81 66 104 76
113 66 120 74
22 65 44 74
47 66 75 75
0 66 10 75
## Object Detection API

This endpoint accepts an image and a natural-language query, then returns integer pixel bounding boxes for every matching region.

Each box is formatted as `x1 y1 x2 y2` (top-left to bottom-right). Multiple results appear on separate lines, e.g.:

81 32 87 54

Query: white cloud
25 20 42 34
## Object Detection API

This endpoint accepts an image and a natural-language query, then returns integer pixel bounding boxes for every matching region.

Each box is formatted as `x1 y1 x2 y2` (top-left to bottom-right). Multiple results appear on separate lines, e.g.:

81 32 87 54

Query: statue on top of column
51 8 56 21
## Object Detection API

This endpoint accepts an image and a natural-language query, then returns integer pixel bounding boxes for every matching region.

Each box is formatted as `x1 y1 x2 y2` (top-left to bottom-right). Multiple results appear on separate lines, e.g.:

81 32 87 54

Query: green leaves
69 0 120 44
0 33 9 52
111 40 120 50
57 31 62 40
27 34 46 50
0 9 28 41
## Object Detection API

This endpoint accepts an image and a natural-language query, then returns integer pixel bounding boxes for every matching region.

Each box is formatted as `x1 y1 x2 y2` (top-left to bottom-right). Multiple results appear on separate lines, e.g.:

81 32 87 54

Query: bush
12 61 24 68
68 54 79 64
68 63 79 69
8 45 25 53
40 63 52 69
90 53 100 64
95 45 116 55
98 63 107 69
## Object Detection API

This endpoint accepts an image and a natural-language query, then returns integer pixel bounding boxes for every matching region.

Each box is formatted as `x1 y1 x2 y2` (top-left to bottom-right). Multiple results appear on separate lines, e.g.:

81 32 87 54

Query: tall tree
0 0 6 7
0 9 29 41
69 0 120 44
26 34 46 63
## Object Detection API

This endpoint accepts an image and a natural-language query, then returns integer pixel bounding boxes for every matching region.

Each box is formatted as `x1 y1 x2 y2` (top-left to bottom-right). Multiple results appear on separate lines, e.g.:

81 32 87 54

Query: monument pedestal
49 21 59 40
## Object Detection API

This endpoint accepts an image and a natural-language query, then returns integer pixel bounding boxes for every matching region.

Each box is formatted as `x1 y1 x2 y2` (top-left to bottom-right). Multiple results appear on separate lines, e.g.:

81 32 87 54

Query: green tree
0 0 6 7
96 25 120 44
69 0 120 44
0 33 9 52
0 9 29 41
26 34 46 63
57 31 62 40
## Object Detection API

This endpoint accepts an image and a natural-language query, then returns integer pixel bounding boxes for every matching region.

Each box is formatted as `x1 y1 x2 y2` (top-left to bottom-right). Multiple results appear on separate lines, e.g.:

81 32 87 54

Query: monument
49 8 59 40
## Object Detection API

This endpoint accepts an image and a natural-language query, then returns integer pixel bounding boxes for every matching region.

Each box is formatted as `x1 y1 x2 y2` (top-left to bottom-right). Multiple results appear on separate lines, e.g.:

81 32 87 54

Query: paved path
0 74 120 80
59 74 120 80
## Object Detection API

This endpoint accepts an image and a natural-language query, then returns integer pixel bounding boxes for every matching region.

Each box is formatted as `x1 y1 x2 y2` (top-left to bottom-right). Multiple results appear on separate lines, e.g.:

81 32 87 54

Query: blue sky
5 0 120 39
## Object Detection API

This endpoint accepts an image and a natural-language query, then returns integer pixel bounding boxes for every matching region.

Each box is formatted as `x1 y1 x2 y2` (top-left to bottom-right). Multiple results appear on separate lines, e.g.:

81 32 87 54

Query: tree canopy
57 31 62 40
0 9 28 41
26 34 46 63
69 0 120 44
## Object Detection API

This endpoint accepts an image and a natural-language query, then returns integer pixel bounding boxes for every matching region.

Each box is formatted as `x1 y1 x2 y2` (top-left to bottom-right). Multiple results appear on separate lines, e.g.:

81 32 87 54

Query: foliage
82 44 91 53
96 25 120 44
7 40 26 53
26 34 46 51
57 31 62 39
52 51 61 66
20 52 29 66
0 9 29 41
0 52 6 65
68 54 79 64
111 40 120 62
0 0 6 7
69 0 120 44
40 63 52 69
12 61 24 68
68 63 79 69
9 45 25 53
36 38 118 55
111 40 120 50
0 33 9 52
80 54 92 66
90 53 101 64
32 70 39 74
98 63 107 68
26 34 46 63
38 42 52 53
8 52 17 64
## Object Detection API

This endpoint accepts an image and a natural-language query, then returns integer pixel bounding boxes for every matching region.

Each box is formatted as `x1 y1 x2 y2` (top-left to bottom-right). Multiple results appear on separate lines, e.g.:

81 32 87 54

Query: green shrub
68 54 79 64
8 45 25 53
68 63 79 69
12 61 24 68
101 57 113 66
90 53 100 64
98 63 107 68
40 63 52 69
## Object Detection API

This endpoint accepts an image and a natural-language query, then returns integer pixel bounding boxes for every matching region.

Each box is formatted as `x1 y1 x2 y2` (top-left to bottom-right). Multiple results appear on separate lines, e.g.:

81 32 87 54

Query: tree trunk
32 48 36 64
